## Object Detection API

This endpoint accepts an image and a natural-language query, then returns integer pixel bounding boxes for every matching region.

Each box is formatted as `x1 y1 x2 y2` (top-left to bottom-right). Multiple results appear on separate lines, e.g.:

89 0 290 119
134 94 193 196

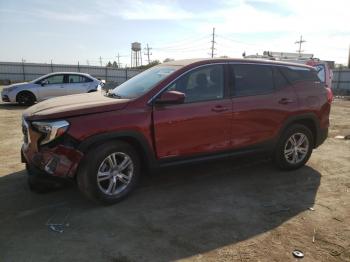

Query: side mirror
41 80 48 86
155 91 185 105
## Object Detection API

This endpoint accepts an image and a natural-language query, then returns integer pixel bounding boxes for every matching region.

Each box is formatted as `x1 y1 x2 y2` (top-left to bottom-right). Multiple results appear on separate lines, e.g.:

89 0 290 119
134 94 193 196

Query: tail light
326 88 333 103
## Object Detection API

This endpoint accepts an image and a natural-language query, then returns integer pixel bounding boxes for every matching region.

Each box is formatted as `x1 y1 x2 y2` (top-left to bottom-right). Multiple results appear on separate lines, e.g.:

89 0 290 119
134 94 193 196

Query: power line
152 35 209 50
216 35 259 46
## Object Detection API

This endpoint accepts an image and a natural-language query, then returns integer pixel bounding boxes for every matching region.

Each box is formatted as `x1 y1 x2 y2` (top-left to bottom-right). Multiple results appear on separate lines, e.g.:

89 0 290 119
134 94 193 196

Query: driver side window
42 75 64 85
167 65 224 103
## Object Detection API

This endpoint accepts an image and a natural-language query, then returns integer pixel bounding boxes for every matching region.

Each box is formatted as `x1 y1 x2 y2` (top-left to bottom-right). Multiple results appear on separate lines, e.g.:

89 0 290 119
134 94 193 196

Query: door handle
211 105 229 112
278 98 294 105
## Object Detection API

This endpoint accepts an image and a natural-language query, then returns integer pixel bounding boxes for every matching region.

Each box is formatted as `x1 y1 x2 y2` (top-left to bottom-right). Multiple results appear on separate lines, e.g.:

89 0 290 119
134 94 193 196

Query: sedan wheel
17 92 36 106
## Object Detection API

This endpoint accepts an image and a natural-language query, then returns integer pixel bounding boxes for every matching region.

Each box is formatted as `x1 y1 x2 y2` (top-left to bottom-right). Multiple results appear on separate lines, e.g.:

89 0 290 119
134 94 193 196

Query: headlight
32 120 69 145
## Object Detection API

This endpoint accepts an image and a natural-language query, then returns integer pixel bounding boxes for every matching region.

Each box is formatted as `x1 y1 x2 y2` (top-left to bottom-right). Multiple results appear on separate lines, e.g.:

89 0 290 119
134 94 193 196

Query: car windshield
109 66 179 98
31 75 47 83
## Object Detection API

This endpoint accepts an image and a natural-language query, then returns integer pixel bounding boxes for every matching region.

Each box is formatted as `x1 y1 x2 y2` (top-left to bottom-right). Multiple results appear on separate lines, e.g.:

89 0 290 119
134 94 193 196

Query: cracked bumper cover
21 143 83 178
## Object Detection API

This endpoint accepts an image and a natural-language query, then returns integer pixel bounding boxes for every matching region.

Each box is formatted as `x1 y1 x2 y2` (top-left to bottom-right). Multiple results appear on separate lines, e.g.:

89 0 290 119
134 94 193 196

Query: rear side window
314 64 326 83
273 67 289 89
280 66 318 83
231 64 274 96
68 75 92 83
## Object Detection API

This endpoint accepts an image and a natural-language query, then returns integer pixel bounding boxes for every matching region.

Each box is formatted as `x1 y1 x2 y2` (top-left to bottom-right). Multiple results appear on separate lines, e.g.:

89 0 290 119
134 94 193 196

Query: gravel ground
0 99 349 262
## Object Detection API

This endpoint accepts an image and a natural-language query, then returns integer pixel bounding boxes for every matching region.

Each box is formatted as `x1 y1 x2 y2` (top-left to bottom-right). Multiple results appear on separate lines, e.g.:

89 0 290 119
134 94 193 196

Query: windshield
110 66 179 98
31 75 46 83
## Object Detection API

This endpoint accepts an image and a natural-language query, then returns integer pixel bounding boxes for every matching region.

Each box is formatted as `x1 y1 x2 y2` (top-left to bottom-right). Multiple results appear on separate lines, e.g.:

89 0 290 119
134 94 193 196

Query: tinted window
44 75 64 84
314 64 326 83
167 65 224 103
68 75 90 83
231 64 273 96
273 67 289 89
281 66 318 83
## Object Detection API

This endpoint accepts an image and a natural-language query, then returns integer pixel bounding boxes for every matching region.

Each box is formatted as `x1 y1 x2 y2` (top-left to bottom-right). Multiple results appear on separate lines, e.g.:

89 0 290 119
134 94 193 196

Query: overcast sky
0 0 349 66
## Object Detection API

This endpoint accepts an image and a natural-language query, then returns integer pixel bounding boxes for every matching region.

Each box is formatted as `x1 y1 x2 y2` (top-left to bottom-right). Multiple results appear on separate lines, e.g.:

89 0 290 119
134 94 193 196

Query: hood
12 82 29 87
4 82 29 89
23 92 130 120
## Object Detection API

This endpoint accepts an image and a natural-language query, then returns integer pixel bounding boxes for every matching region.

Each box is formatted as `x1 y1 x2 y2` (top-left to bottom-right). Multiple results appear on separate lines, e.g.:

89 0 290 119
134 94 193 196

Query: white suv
1 72 103 105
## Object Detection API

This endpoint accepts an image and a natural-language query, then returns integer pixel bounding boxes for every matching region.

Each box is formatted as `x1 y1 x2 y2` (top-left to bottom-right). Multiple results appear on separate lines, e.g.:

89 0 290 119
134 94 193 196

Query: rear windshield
281 66 319 83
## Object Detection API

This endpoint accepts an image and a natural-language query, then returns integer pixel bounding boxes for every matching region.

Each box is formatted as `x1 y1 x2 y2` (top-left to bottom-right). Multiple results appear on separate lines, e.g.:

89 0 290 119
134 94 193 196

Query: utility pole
99 56 103 67
21 58 26 81
295 35 306 56
144 44 152 64
117 53 121 68
130 50 133 68
210 27 216 58
348 45 350 68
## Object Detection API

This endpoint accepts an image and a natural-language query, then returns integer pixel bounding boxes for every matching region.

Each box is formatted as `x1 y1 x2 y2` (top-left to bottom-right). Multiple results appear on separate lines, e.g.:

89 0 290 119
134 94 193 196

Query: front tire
17 91 36 106
77 141 140 204
274 124 314 170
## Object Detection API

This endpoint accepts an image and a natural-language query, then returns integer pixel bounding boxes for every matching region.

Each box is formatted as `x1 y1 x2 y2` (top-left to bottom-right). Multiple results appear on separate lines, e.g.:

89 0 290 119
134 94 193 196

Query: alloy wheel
97 152 134 195
284 132 309 164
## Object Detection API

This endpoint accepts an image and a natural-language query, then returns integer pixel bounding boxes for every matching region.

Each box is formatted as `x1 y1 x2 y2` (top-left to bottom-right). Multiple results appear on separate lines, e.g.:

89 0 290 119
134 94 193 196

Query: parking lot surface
0 99 349 262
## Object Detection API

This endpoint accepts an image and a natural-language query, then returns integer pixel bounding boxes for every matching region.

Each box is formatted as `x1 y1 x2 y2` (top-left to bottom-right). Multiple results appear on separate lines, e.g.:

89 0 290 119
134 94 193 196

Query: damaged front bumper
21 124 83 178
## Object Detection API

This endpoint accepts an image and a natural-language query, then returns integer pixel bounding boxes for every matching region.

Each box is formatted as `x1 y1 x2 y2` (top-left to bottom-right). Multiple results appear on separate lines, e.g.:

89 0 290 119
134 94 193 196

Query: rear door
152 64 232 159
37 74 67 100
66 74 90 95
229 63 298 149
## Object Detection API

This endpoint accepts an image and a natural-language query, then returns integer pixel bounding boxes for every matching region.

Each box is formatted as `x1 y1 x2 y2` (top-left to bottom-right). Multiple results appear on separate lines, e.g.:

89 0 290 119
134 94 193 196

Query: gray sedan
1 72 103 105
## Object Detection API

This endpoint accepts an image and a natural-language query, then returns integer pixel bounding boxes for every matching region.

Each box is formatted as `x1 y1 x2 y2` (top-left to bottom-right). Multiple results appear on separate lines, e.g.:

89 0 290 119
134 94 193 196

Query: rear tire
274 124 314 170
77 141 140 204
17 91 36 106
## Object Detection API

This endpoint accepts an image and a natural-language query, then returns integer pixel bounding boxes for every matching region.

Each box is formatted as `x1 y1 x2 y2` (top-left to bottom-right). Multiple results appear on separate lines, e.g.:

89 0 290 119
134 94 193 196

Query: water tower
131 42 142 67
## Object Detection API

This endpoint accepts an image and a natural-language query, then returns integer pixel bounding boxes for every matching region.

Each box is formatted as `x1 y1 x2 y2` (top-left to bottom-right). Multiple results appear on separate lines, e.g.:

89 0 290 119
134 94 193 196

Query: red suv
22 59 330 204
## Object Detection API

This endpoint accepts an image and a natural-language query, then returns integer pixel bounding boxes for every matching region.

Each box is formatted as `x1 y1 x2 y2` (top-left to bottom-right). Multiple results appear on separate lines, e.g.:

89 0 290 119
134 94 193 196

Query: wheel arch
278 113 320 148
16 90 37 102
77 131 157 171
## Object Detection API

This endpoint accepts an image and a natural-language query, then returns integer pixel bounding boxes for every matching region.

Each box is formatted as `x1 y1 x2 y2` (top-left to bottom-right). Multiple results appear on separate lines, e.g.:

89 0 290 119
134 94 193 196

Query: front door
38 74 67 100
153 64 232 159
